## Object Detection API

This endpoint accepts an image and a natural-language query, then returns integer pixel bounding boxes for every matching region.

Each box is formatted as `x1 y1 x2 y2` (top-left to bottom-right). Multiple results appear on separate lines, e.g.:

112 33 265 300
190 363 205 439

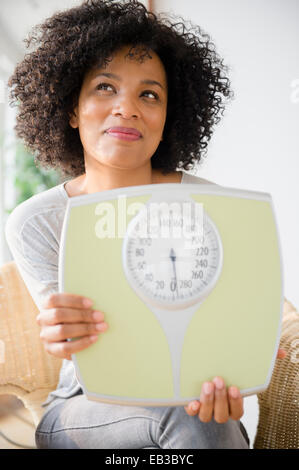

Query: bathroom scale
58 183 283 406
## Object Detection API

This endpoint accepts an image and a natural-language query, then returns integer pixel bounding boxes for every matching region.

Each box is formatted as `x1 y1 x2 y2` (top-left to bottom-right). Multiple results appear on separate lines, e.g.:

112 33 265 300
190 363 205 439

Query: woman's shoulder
181 171 217 185
153 170 217 185
4 183 68 311
5 182 67 242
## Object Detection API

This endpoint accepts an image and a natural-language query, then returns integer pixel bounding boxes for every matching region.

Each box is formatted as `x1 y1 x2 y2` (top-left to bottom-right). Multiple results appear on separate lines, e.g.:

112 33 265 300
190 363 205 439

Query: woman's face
70 46 168 171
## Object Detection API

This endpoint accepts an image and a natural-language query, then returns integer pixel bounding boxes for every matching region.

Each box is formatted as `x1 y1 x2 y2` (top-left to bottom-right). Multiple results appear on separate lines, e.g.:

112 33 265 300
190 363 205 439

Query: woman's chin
95 157 148 170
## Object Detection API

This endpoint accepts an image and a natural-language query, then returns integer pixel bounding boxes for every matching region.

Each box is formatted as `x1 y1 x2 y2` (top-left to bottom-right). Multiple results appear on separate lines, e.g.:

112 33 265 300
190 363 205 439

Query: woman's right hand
36 293 108 360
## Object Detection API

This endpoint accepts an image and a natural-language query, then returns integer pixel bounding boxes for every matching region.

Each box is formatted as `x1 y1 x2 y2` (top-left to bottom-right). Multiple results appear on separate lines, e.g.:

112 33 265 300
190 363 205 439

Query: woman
6 0 285 449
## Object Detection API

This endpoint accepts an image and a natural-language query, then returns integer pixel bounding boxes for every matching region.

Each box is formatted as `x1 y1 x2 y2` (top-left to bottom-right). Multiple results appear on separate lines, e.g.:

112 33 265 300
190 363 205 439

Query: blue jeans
35 392 250 449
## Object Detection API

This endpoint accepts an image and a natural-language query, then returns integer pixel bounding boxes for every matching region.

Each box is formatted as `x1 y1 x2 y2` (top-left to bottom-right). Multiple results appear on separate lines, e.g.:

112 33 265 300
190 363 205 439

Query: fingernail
230 387 240 399
191 401 199 411
90 335 98 342
84 298 93 308
96 323 107 331
203 382 213 395
93 311 104 321
213 377 224 390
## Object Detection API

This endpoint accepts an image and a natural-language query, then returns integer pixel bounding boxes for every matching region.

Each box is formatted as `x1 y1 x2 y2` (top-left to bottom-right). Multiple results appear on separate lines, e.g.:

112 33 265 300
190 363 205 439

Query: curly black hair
8 0 233 177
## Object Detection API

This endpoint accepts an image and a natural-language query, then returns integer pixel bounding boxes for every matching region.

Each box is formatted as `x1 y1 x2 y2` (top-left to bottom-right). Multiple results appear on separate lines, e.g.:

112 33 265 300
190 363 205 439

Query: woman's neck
64 167 182 198
81 164 157 194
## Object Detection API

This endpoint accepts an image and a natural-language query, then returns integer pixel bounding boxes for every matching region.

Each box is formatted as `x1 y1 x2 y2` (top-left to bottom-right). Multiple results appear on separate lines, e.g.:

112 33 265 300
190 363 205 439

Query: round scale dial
123 201 223 310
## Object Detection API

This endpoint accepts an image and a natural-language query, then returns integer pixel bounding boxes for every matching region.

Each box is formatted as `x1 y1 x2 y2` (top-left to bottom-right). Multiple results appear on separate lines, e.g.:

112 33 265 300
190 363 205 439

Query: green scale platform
59 183 283 406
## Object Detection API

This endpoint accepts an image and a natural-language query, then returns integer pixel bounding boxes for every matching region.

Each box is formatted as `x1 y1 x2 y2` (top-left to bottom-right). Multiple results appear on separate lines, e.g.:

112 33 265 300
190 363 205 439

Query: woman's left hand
185 348 287 423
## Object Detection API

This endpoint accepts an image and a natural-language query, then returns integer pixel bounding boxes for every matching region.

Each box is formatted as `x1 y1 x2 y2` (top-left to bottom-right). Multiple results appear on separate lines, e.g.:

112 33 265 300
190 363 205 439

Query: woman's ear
69 108 79 129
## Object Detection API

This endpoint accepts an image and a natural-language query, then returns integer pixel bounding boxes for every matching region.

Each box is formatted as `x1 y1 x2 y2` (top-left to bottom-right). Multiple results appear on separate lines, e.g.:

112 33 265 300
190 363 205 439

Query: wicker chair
0 261 62 426
254 299 299 449
0 261 298 448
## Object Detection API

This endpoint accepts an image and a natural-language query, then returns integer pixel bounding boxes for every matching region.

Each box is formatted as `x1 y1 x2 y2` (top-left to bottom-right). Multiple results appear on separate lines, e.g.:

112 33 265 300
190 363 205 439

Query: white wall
155 0 299 447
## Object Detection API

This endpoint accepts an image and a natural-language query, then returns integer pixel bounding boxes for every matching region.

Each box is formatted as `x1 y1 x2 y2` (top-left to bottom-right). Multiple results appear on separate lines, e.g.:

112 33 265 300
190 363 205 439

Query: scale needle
170 248 179 297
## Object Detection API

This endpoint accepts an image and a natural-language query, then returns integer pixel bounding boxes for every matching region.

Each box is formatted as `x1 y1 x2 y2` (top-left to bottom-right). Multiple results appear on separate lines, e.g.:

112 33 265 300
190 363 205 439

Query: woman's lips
105 127 142 141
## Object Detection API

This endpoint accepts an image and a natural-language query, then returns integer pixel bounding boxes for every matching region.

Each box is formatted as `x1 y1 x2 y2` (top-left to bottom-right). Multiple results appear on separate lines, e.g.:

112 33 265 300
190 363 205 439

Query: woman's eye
96 83 114 92
142 90 159 100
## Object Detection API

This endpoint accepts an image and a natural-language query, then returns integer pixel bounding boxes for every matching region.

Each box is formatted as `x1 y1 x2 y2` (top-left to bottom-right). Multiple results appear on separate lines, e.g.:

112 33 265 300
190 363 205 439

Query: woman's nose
111 96 140 119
